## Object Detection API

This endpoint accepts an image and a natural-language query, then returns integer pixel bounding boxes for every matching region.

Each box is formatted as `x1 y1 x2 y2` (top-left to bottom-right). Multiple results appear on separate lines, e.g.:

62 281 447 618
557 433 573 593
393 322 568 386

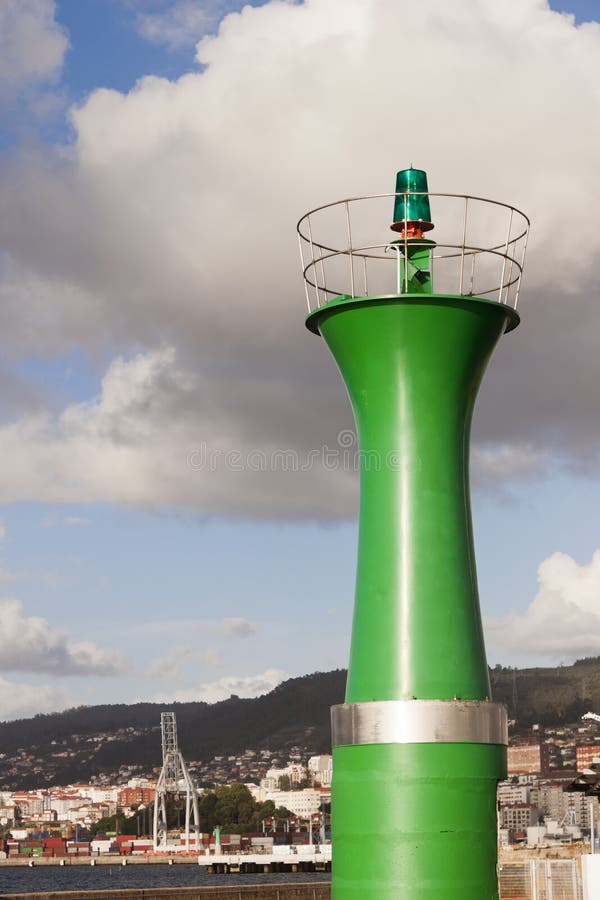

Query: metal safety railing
498 860 582 900
297 192 530 313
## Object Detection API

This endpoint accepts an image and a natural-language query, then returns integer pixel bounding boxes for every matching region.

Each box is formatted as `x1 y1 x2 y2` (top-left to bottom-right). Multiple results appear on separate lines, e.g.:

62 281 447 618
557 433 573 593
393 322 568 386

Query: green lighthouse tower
297 170 529 899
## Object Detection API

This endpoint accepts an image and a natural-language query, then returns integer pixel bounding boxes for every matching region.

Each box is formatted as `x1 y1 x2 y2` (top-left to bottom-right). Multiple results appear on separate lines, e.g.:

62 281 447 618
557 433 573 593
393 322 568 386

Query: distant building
265 789 322 817
87 786 120 804
532 779 597 828
497 782 530 806
0 798 17 825
48 791 90 821
118 787 156 807
260 771 279 791
244 783 261 800
261 763 306 791
11 792 44 817
501 803 539 831
126 777 156 790
68 803 107 825
507 742 550 776
576 745 600 771
287 763 307 785
308 755 332 786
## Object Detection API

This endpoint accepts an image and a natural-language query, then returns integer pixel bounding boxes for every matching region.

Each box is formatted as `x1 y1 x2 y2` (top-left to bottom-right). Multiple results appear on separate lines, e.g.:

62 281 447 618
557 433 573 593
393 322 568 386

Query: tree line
91 783 294 838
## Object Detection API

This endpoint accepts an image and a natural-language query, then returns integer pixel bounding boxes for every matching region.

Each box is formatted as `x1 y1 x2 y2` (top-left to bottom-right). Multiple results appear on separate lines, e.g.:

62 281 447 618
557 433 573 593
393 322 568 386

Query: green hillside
490 656 600 726
2 659 600 790
0 670 346 789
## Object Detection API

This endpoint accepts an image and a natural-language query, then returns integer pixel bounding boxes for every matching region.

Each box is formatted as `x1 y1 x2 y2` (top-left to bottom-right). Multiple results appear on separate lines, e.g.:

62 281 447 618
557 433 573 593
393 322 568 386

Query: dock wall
0 884 331 900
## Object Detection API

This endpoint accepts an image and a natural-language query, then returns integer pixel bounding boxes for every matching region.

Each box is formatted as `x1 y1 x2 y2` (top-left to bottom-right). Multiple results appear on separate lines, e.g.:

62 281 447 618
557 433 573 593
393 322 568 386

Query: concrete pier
0 846 331 872
0 885 331 900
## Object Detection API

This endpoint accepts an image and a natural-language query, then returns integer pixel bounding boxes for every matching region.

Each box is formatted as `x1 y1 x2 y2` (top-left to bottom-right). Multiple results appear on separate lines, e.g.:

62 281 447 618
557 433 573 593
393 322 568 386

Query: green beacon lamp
391 166 435 293
297 169 529 900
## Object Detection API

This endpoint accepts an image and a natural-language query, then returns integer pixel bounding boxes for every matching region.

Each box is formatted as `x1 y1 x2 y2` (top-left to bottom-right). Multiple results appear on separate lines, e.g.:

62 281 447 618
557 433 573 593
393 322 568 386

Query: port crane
153 711 200 851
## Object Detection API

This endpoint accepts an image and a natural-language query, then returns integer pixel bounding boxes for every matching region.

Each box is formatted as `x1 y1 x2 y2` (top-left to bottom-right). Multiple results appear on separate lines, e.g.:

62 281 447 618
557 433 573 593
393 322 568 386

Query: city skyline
0 0 599 720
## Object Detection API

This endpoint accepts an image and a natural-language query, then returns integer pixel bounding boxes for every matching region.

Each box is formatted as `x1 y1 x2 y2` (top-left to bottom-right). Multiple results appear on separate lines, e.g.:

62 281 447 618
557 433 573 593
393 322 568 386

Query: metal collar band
331 699 507 748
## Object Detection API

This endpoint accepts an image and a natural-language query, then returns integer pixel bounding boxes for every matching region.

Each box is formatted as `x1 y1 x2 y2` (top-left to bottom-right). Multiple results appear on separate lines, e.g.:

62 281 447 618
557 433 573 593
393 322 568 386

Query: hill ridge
3 660 600 790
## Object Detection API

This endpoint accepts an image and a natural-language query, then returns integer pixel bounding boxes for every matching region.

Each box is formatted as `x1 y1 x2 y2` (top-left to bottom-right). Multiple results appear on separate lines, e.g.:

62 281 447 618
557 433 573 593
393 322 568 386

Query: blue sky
0 0 600 720
550 0 598 20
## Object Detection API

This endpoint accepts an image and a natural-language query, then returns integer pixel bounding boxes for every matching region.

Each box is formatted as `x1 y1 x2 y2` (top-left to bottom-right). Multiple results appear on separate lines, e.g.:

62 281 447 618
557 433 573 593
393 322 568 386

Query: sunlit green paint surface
307 293 517 900
309 295 516 702
332 742 506 900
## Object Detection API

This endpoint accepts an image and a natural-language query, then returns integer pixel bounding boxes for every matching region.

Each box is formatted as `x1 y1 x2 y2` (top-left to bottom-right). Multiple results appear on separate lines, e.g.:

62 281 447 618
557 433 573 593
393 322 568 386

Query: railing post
531 858 538 900
546 859 553 900
298 235 310 312
345 201 355 298
572 858 580 900
403 194 408 292
307 215 320 309
514 218 530 309
459 196 468 296
384 243 403 294
498 207 514 304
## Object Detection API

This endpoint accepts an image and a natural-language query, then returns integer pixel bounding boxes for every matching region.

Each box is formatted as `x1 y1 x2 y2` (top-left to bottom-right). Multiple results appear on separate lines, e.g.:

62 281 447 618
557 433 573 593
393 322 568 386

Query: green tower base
333 743 506 900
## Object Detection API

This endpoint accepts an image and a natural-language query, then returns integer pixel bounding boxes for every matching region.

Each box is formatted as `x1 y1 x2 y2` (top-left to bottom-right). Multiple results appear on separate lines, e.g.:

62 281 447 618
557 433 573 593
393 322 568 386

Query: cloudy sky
0 0 599 720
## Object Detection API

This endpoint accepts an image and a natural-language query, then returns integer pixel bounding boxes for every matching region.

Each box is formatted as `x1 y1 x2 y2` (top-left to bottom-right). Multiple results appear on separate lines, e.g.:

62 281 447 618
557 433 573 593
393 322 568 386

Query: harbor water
0 865 330 896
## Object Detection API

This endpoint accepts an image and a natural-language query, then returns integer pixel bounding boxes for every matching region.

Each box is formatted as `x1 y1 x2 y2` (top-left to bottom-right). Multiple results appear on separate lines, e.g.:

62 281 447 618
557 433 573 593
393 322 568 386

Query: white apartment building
86 786 120 804
11 792 45 817
68 803 107 825
50 791 91 820
516 774 538 785
265 789 322 817
261 771 279 791
126 777 156 790
287 763 307 784
0 798 17 825
497 782 530 806
530 782 599 828
245 783 261 800
261 764 306 791
308 755 333 786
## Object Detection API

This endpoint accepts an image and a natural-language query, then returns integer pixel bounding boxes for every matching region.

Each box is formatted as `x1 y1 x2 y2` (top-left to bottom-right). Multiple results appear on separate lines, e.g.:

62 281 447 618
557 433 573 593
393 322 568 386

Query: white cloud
0 567 18 583
0 597 127 676
0 344 355 516
154 667 289 703
472 443 548 484
486 550 600 661
0 0 67 97
0 677 69 722
1 1 600 516
147 645 222 680
216 617 256 638
135 0 238 48
130 615 260 640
